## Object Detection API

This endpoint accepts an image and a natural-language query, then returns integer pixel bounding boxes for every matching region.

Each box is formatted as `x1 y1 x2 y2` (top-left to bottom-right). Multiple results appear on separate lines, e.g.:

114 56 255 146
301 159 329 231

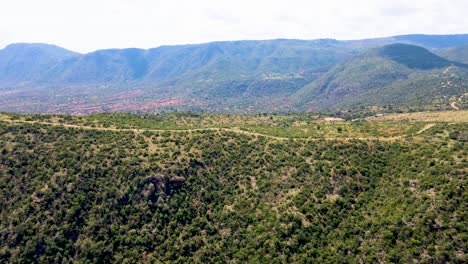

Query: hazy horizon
2 33 468 55
1 0 467 53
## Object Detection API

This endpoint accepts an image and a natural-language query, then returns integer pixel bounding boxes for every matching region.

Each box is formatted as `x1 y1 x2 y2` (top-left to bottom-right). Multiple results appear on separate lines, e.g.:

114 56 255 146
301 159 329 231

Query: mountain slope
293 43 468 110
1 34 468 113
437 45 468 64
37 39 358 86
393 34 468 48
377 43 455 69
42 48 149 83
0 43 78 84
2 34 468 87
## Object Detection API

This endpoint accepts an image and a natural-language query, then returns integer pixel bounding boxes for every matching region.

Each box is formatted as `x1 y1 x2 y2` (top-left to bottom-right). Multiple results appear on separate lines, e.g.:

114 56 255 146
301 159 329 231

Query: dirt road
0 119 406 142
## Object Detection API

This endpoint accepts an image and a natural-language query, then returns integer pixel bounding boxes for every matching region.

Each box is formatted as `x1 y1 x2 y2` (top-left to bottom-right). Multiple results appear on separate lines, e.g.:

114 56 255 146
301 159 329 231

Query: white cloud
0 0 467 53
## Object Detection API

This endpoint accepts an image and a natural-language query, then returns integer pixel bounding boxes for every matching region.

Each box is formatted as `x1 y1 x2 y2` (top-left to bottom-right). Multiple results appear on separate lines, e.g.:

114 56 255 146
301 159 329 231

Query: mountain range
293 43 468 110
1 34 468 113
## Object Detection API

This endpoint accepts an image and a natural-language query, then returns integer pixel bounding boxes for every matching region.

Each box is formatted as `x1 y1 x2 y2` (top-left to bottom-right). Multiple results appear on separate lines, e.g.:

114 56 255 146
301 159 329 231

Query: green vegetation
0 112 466 263
293 44 468 111
378 43 456 70
0 112 430 138
437 45 468 64
2 36 468 114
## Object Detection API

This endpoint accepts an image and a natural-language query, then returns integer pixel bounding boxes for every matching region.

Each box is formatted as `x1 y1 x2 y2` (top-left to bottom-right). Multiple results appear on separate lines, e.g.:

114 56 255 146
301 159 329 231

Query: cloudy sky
0 0 467 53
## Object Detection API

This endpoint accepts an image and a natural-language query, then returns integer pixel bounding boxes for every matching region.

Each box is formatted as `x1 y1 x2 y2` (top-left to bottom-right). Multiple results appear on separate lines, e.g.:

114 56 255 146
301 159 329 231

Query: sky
0 0 467 53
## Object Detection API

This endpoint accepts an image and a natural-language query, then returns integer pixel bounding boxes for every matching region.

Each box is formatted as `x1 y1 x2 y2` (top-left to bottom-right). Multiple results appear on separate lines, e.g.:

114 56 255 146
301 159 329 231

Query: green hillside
0 44 78 84
0 112 467 263
2 35 468 113
437 45 468 64
377 43 453 70
293 44 468 110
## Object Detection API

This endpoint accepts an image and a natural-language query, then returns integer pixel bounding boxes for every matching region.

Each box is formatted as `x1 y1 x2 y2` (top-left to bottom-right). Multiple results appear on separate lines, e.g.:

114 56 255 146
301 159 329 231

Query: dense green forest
0 112 466 263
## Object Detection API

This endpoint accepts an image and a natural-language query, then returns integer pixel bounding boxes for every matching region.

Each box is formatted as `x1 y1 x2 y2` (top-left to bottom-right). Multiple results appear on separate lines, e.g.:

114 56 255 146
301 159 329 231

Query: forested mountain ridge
292 43 468 110
0 112 466 263
0 43 78 84
0 39 357 85
3 34 468 86
0 34 468 113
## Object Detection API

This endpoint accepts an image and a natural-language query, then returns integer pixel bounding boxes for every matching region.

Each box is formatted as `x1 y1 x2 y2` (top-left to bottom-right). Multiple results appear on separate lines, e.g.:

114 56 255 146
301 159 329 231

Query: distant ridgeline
0 34 467 113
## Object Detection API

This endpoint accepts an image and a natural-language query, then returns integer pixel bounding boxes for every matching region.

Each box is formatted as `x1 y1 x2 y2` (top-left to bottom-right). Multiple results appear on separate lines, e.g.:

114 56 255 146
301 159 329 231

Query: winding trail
416 123 435 134
0 119 411 142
